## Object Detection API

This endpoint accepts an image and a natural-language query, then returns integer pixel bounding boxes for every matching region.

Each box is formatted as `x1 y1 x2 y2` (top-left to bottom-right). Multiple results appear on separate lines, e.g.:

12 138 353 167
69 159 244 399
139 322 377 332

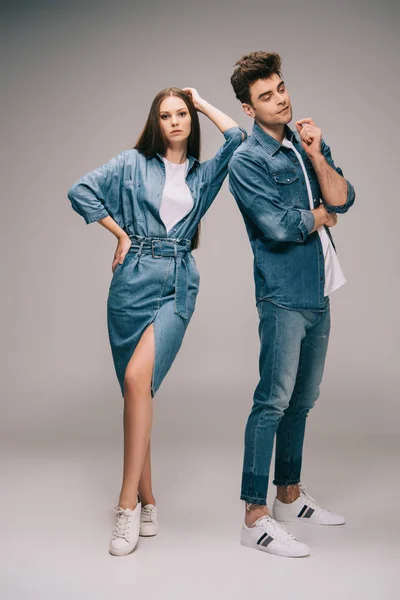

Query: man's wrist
308 151 325 168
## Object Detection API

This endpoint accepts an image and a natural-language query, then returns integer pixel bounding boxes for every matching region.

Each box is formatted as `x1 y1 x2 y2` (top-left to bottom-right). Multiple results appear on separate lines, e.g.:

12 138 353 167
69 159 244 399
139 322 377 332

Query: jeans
241 297 331 504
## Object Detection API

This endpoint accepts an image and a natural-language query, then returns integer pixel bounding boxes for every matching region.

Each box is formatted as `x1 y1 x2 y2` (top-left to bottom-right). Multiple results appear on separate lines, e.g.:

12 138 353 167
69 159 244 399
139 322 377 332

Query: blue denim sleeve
196 126 247 216
199 126 247 185
67 152 126 224
228 152 315 243
320 139 356 214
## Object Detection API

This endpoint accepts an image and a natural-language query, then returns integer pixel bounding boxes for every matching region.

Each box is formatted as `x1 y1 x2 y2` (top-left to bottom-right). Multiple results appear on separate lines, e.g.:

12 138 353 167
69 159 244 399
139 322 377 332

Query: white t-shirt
282 137 346 296
160 157 193 233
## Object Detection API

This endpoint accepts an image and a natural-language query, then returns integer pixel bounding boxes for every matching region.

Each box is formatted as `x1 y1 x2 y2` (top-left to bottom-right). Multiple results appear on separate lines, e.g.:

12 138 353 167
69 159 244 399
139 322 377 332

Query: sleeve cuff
322 179 355 214
297 209 315 241
223 125 248 140
84 208 109 224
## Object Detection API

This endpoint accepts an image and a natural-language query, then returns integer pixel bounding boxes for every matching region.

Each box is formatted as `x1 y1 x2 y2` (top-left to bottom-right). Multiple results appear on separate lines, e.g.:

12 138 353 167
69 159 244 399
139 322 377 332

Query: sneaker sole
139 530 158 537
273 515 346 526
240 534 310 558
109 544 138 557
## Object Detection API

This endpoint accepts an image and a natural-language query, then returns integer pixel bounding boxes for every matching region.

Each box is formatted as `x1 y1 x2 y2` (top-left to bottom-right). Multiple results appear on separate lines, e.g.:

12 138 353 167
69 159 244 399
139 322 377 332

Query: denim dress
67 126 246 397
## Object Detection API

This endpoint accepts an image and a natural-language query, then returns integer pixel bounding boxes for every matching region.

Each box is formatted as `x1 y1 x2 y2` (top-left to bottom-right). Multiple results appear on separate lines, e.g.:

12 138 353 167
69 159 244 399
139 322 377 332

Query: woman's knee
124 367 152 397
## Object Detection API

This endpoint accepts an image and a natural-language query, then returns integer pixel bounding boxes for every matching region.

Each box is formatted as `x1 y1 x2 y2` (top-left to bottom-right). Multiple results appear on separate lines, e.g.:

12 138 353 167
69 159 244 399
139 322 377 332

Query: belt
128 234 193 319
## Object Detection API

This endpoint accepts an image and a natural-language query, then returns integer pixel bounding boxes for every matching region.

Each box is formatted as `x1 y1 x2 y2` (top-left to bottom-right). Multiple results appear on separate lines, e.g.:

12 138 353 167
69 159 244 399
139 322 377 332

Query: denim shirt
228 121 355 311
67 125 247 243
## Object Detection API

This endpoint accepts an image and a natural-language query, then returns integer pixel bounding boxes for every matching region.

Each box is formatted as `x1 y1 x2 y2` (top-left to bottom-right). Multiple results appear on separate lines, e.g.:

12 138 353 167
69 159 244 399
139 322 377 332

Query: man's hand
295 118 322 158
325 212 338 227
311 204 338 233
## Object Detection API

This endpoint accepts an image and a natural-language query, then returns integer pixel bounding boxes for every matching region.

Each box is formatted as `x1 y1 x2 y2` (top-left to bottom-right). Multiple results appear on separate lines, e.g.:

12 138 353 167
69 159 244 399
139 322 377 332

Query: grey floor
2 433 399 599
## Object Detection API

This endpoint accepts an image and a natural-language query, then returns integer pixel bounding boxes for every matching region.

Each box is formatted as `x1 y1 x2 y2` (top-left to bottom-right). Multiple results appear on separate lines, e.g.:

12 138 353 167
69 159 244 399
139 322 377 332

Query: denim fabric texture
67 126 247 397
228 121 355 311
241 297 331 504
228 121 353 504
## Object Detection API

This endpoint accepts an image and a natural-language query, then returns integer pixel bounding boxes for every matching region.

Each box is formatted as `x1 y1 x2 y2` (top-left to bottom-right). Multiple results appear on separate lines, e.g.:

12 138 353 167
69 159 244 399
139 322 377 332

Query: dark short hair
230 52 282 105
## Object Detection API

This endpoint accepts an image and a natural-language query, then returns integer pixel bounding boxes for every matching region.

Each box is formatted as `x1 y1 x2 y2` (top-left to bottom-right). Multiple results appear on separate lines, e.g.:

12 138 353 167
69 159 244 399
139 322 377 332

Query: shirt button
320 276 323 281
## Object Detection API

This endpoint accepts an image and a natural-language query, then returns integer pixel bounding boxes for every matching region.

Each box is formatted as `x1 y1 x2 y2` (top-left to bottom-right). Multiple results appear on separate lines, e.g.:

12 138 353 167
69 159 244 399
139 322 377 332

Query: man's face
243 73 292 127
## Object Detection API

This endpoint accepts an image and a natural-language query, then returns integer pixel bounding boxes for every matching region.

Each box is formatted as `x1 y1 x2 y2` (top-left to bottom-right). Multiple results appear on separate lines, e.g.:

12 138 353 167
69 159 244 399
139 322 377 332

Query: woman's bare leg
118 324 155 510
138 440 156 506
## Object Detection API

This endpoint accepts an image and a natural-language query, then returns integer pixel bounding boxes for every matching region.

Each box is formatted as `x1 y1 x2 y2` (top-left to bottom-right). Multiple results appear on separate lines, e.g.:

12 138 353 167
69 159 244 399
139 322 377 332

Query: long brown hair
135 88 201 249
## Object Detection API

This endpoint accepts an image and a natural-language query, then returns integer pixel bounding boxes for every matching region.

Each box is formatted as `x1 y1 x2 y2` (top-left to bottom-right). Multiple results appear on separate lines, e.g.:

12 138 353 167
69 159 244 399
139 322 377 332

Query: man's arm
228 152 332 243
296 118 356 214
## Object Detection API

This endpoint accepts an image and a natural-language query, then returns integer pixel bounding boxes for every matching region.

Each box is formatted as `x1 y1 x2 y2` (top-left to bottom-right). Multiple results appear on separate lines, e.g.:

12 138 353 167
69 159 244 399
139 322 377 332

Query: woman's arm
98 217 132 272
183 87 244 136
67 151 131 271
67 152 126 225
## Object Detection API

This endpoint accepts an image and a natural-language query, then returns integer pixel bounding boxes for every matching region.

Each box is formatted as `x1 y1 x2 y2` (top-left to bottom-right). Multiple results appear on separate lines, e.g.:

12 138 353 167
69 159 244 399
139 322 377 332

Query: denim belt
128 234 193 319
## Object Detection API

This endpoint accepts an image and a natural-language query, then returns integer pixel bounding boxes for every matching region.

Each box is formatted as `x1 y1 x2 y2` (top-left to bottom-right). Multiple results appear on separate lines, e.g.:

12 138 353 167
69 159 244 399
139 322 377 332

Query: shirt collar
252 121 297 156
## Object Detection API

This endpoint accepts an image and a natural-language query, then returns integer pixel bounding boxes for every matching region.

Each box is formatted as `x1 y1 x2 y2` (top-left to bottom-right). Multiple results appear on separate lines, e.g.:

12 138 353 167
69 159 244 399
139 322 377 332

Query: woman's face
159 95 191 146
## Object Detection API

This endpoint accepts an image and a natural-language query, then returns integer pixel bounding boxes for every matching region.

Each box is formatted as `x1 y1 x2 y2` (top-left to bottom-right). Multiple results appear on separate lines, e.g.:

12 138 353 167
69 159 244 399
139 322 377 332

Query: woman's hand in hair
182 87 204 112
183 87 239 134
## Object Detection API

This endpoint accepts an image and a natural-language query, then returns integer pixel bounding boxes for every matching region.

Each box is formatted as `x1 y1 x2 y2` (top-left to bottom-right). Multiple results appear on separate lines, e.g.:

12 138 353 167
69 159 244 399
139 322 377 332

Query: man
228 52 355 558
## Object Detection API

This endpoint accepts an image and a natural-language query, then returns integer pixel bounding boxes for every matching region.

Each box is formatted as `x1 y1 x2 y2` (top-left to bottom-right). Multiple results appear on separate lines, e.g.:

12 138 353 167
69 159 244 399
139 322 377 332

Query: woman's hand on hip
112 234 132 273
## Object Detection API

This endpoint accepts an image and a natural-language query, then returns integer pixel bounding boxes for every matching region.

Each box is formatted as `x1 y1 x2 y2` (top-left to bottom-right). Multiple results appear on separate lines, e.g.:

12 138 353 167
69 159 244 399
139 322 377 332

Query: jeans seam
249 303 279 482
275 327 305 485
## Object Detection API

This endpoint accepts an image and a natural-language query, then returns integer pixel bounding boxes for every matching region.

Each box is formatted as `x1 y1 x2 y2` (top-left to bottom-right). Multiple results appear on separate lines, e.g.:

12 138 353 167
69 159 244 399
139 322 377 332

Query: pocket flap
273 171 299 185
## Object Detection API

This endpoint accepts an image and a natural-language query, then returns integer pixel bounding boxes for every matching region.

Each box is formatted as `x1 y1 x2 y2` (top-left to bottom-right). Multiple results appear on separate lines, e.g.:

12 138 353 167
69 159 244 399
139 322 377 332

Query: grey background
1 0 399 598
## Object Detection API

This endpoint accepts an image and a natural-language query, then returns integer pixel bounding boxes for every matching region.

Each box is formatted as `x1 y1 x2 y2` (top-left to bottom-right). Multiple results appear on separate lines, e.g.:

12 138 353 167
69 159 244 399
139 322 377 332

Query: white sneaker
140 504 158 537
109 496 141 556
272 483 346 525
240 515 310 558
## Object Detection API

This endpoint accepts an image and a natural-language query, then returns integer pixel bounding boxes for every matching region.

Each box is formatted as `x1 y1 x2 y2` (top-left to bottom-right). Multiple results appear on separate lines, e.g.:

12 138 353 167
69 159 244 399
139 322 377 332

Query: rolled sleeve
82 207 110 225
297 209 316 241
320 140 356 215
223 125 248 141
67 152 125 225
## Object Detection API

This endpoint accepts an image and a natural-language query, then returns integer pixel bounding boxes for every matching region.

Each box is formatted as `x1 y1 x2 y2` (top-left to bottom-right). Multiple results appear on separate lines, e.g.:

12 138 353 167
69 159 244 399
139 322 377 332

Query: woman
67 87 246 556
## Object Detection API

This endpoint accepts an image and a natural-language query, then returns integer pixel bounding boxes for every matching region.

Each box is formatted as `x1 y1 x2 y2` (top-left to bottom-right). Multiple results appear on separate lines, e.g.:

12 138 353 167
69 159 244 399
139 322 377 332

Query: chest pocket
272 170 301 207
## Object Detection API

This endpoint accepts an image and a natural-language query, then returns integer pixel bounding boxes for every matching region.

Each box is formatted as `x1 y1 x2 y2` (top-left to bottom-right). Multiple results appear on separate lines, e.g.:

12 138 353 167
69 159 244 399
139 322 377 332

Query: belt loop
174 243 177 258
137 241 144 257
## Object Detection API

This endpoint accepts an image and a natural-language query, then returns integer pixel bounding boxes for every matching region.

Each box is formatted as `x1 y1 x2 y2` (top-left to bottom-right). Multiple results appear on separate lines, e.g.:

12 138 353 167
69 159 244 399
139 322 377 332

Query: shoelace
112 505 133 540
299 483 329 513
254 515 297 542
141 505 156 523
